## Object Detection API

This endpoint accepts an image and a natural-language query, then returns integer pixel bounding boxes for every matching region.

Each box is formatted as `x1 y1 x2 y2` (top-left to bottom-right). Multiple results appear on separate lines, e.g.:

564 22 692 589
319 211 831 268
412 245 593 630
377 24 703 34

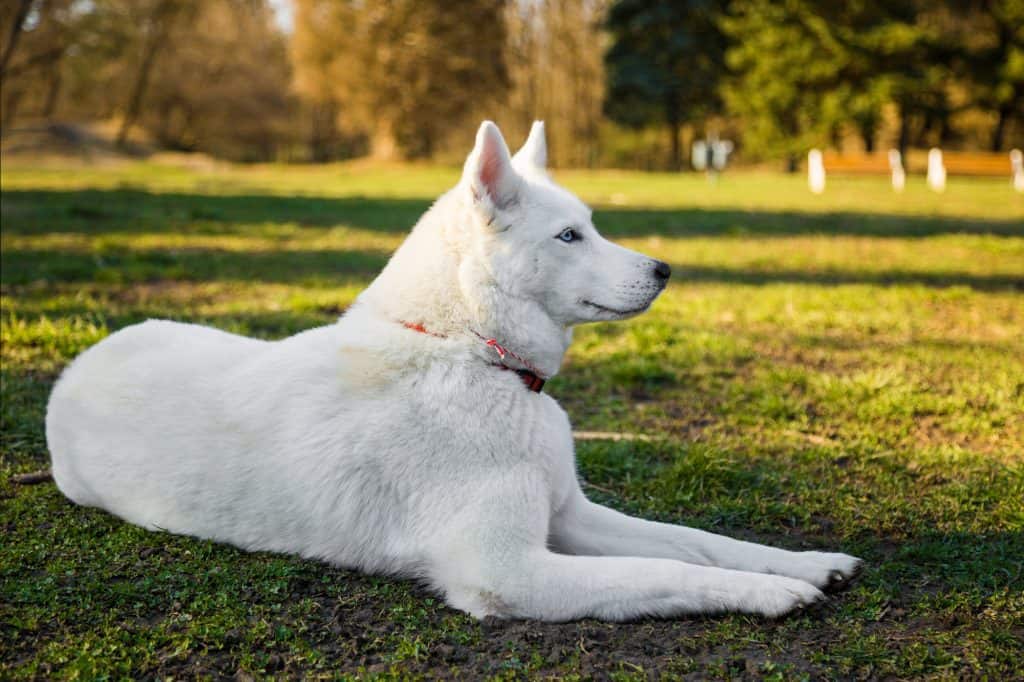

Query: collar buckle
400 320 547 393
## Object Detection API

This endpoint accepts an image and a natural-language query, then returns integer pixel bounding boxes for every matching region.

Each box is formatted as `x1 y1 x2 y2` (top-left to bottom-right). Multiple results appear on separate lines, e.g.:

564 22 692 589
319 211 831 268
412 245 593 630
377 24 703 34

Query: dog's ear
463 121 520 213
512 120 547 172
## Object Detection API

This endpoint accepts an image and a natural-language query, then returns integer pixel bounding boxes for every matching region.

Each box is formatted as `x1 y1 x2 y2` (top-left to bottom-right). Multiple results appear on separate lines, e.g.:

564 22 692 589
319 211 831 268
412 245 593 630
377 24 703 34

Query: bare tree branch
0 0 35 79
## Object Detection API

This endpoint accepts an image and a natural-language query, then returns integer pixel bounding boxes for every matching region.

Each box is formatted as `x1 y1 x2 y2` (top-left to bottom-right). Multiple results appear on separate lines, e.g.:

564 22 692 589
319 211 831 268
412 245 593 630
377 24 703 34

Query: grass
2 158 1023 679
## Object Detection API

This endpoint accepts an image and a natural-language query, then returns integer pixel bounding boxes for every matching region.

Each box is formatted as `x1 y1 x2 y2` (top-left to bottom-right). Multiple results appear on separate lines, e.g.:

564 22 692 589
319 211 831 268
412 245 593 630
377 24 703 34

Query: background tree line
1 0 1021 168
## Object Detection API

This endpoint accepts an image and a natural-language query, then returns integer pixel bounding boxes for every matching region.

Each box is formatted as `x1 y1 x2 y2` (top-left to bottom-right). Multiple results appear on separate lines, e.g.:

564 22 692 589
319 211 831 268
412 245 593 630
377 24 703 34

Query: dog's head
459 121 670 328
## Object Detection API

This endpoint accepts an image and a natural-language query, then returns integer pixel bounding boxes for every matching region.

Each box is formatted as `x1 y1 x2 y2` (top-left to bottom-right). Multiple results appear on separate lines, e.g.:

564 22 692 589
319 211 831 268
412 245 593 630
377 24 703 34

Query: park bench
823 151 1016 176
940 151 1016 176
821 153 890 174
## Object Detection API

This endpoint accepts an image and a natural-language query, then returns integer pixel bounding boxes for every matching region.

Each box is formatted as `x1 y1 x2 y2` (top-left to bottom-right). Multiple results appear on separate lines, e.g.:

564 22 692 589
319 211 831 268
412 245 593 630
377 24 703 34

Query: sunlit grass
4 157 1024 219
2 160 1022 678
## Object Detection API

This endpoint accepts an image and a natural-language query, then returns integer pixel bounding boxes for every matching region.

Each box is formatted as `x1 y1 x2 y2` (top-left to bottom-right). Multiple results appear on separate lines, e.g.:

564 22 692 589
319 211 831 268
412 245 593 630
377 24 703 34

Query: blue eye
557 228 579 243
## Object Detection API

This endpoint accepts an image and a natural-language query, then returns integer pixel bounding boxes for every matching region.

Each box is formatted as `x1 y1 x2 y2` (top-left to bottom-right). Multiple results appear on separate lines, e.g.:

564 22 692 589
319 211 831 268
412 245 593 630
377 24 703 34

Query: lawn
2 159 1023 679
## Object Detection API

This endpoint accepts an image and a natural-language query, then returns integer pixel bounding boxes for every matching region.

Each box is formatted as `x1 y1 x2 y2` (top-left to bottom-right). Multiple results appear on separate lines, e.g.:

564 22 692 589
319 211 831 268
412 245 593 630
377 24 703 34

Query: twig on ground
11 469 53 485
782 429 840 447
581 481 619 496
572 431 654 442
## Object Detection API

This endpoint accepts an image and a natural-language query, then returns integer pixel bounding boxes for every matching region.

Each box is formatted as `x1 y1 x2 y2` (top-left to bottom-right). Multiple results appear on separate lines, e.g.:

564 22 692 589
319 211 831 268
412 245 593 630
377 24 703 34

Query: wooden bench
941 152 1015 176
822 153 890 174
822 151 1015 177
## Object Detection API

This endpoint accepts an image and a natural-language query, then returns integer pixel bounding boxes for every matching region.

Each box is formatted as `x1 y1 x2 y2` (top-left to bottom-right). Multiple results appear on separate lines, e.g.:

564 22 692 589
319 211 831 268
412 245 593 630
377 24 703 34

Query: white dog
47 121 861 621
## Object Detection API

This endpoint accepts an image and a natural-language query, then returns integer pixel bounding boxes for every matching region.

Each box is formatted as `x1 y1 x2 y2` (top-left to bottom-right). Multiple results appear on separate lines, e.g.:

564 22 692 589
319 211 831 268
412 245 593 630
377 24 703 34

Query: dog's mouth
580 299 651 317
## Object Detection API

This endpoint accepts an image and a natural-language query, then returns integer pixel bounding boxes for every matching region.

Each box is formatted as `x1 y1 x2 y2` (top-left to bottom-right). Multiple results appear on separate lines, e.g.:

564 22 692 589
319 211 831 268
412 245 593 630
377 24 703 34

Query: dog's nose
653 260 671 280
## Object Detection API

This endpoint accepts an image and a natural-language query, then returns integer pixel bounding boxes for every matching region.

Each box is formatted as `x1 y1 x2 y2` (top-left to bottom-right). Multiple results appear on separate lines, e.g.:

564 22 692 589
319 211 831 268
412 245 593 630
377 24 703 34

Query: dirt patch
139 581 847 679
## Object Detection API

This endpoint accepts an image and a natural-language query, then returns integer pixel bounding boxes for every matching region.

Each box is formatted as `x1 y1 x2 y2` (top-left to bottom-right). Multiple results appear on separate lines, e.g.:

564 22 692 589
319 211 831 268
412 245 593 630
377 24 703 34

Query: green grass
2 159 1023 679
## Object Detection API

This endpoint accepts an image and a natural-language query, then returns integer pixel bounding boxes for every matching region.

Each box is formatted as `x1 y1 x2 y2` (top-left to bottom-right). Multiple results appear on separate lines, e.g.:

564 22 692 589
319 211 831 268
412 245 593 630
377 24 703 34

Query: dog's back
48 319 269 513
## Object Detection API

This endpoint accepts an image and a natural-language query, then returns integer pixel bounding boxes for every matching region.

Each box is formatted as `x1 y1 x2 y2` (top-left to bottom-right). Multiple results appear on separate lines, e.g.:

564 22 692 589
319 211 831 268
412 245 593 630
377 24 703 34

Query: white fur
47 121 862 621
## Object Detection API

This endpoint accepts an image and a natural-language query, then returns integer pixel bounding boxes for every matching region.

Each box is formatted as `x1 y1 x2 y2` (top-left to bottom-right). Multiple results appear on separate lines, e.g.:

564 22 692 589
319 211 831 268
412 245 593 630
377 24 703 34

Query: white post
927 148 946 193
808 149 825 194
1011 149 1023 193
691 140 707 172
888 149 905 193
711 140 734 171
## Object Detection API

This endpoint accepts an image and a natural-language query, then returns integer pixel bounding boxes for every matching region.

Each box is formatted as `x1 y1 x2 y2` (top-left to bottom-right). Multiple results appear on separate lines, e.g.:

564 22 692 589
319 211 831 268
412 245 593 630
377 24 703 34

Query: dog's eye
556 228 580 243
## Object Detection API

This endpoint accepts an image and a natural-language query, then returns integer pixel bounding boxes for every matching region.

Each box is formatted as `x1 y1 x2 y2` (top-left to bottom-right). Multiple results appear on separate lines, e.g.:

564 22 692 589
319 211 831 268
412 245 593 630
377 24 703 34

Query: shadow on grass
4 245 1020 291
4 189 1023 291
597 207 1024 239
1 190 431 235
3 188 1023 238
0 247 389 286
674 264 1024 291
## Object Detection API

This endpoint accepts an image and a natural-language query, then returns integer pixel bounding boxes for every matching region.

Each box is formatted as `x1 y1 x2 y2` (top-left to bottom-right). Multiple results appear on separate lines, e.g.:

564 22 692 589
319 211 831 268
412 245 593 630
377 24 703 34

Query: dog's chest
326 358 580 525
437 381 578 514
526 396 578 514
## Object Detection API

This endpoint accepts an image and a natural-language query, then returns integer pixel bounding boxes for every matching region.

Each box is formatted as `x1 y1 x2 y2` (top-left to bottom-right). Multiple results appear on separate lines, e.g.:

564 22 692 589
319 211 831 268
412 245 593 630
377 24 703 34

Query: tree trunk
897 105 910 159
991 103 1012 152
116 1 181 148
785 154 798 173
1 85 23 133
938 112 953 146
42 65 61 118
989 15 1016 152
370 121 399 161
310 102 340 163
117 39 161 147
663 92 681 171
860 120 875 153
666 117 681 171
829 124 842 150
0 0 34 79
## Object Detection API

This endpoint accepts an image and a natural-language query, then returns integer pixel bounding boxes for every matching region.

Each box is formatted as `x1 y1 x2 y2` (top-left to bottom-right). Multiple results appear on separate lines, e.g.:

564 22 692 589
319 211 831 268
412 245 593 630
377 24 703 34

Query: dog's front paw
785 551 863 591
742 575 825 619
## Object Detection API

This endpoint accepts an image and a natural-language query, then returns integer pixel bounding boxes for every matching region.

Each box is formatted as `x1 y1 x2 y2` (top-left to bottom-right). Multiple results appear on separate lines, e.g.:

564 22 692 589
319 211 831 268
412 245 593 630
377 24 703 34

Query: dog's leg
432 477 824 622
440 548 825 621
549 487 862 591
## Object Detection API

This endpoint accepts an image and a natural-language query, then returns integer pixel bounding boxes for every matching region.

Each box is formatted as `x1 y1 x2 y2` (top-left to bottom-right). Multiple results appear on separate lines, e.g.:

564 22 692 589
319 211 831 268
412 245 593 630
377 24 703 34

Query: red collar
401 321 546 394
496 366 547 393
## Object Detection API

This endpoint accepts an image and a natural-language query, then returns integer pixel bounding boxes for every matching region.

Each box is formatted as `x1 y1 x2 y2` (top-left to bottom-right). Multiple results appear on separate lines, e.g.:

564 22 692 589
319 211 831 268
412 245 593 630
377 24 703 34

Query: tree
720 0 854 169
0 0 35 79
292 0 510 160
1 0 295 160
721 0 1020 160
811 1 921 153
0 0 83 132
960 0 1024 151
113 0 198 146
604 0 728 170
291 0 345 161
504 0 609 167
140 0 295 161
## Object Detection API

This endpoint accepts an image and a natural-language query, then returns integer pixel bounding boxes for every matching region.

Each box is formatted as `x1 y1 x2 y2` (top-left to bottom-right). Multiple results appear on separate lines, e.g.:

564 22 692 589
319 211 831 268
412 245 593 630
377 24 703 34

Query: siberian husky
47 121 861 621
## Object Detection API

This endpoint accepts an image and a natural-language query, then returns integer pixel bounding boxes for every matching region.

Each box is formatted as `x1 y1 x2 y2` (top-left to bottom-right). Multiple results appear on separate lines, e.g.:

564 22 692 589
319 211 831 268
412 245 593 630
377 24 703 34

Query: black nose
653 260 671 280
